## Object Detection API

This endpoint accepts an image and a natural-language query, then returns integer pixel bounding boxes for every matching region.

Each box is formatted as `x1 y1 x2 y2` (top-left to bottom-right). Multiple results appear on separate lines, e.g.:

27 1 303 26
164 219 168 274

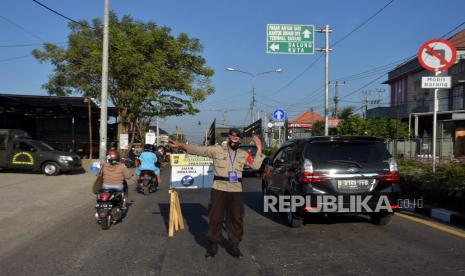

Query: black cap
228 128 243 138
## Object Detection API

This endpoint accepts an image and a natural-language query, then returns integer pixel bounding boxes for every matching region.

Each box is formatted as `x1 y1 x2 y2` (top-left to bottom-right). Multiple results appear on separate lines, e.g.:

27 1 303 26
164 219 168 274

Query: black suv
262 136 401 227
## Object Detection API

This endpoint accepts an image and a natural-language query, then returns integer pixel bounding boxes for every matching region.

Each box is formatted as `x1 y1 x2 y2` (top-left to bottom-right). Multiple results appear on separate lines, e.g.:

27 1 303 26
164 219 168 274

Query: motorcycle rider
136 144 161 185
101 149 133 207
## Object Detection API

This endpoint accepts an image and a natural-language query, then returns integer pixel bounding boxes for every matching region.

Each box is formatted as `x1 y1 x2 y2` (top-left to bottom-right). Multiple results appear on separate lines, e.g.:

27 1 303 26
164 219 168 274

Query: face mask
228 141 241 150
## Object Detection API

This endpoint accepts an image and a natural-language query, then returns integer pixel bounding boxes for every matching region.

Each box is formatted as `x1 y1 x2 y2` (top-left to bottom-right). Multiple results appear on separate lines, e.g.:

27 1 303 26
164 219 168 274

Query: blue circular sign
273 109 285 121
181 175 194 187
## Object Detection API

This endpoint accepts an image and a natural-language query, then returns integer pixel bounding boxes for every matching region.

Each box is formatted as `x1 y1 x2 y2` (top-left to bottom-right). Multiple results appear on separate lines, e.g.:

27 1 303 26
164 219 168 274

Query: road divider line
396 212 465 239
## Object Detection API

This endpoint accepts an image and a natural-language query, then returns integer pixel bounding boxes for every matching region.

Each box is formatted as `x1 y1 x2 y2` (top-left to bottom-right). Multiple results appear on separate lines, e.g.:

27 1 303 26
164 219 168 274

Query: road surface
1 167 465 275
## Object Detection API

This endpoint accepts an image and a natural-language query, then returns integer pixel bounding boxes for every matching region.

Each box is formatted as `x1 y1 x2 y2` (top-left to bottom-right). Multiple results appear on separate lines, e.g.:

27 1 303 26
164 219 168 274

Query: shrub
398 158 465 212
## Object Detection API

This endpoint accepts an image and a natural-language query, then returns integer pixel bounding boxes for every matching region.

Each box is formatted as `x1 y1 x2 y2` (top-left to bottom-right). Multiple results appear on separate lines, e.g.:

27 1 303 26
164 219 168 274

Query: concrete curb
399 207 465 228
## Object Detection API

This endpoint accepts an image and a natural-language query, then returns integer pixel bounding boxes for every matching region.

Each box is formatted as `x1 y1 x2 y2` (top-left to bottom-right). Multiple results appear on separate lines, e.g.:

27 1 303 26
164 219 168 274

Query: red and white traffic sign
418 39 456 72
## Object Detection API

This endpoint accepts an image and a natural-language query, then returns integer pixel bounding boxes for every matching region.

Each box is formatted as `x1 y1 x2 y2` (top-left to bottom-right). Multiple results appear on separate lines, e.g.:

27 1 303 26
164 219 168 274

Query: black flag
207 119 216 145
244 119 262 136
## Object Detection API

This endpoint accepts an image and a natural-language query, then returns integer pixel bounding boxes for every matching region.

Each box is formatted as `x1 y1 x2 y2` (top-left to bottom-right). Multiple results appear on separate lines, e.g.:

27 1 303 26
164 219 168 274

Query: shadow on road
158 203 210 250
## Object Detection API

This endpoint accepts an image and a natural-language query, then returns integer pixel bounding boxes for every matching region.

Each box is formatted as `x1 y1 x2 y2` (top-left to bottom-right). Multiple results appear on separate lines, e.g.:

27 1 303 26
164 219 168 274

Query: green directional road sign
267 24 314 54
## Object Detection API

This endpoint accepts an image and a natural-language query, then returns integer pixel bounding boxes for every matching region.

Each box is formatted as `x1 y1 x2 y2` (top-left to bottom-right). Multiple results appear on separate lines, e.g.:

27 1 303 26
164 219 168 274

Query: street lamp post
226 67 282 123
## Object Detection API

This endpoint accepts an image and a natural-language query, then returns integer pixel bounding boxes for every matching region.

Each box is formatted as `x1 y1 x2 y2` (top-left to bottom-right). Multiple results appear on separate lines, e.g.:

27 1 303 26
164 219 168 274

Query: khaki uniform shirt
187 143 266 192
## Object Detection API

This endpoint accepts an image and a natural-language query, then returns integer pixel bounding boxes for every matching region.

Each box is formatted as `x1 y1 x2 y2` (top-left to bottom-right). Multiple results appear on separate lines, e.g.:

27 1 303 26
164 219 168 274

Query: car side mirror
274 158 284 166
263 157 270 165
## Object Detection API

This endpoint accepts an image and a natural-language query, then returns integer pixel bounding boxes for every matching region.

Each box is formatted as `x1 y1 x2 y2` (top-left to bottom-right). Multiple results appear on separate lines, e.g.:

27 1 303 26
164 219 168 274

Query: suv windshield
305 141 391 164
31 140 56 151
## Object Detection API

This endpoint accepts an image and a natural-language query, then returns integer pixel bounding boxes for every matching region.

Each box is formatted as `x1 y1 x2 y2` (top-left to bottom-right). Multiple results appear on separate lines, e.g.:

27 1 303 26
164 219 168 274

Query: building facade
367 30 465 158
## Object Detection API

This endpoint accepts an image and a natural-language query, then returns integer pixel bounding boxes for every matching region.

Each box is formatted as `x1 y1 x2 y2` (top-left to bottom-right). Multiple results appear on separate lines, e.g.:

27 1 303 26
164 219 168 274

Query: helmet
143 144 154 152
107 149 120 164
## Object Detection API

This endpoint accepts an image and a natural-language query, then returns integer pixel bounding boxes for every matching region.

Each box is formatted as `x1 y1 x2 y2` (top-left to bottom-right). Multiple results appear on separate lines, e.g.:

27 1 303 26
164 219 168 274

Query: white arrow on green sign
267 24 314 54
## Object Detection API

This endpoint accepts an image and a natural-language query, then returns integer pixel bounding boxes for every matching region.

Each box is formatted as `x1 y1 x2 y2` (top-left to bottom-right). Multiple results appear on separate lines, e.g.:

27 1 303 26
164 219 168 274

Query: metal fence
387 137 455 162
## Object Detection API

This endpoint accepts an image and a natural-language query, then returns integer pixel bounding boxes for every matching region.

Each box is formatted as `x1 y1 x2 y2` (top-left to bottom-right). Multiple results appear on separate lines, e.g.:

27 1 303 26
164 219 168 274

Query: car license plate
337 179 369 190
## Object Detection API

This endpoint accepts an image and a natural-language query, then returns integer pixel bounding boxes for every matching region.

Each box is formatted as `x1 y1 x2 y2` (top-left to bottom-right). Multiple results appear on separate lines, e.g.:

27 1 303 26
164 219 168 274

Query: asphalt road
1 167 465 276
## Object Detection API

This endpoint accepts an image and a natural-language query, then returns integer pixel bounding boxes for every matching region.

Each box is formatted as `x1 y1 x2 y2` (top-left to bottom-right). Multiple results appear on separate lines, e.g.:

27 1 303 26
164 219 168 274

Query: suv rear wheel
369 213 393 225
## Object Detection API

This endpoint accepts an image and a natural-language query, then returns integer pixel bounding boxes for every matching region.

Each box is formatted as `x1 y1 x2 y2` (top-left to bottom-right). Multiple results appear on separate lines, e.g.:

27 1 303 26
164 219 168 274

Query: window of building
396 78 404 105
452 85 464 110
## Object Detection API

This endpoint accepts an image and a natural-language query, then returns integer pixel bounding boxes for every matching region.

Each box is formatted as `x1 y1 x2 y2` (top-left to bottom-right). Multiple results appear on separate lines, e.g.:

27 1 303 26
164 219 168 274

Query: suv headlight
59 156 73 162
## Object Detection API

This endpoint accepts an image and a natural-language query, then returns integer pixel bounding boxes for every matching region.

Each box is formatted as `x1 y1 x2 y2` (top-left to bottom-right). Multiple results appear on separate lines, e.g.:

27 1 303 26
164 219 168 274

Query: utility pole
376 88 385 107
226 67 282 124
330 81 346 118
264 111 268 147
251 76 256 123
362 90 369 119
98 0 110 163
316 25 332 136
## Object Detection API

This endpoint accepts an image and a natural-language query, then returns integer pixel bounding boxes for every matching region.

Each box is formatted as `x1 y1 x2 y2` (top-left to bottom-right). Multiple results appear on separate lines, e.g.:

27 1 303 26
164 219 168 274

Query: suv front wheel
285 198 304 228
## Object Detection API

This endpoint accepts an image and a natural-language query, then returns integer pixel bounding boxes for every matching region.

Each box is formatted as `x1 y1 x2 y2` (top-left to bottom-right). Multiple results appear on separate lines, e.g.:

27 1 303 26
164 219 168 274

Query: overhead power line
0 54 33 63
261 0 395 100
32 0 96 30
0 15 45 42
331 0 394 48
0 41 67 48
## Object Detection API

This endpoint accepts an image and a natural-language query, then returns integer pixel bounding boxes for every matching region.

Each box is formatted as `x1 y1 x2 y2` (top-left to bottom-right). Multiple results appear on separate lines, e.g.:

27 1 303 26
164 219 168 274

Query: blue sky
1 0 465 142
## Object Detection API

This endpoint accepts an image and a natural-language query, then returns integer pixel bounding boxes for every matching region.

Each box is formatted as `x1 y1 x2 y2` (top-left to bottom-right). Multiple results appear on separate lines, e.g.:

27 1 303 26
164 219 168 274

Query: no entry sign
418 39 456 72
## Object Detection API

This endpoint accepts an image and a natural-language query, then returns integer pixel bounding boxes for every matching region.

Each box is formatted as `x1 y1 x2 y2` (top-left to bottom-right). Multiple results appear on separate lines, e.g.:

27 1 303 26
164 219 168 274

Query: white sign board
119 133 129 149
171 166 204 189
145 132 156 144
274 121 285 127
170 154 214 189
421 76 451 89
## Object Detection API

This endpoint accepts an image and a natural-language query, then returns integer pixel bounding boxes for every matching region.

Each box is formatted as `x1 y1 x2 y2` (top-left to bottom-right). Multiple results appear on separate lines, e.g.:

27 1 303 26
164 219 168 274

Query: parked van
0 129 82 176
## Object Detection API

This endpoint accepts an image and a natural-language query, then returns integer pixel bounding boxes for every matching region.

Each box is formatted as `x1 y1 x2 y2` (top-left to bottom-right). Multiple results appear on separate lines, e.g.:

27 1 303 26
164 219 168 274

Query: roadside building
0 94 118 158
287 110 323 138
367 29 465 159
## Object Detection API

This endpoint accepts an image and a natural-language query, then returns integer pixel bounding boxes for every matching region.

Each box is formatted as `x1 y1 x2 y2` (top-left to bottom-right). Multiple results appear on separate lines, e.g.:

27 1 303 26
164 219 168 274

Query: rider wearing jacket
136 144 161 184
102 149 133 206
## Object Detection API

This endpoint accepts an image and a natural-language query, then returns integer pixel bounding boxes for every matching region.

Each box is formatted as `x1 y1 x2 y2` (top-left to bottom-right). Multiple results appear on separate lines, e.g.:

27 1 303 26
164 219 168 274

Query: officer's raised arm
249 134 266 170
168 139 218 159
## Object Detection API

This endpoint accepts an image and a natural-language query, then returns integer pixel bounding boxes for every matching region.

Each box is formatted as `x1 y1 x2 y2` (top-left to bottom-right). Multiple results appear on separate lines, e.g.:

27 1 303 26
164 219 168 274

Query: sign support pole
316 25 332 136
417 38 457 173
432 70 440 173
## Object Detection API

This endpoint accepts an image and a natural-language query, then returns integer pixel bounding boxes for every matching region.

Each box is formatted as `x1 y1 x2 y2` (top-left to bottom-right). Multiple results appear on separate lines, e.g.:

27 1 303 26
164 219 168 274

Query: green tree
312 120 325 136
338 106 355 120
337 115 368 135
32 13 214 137
337 116 409 139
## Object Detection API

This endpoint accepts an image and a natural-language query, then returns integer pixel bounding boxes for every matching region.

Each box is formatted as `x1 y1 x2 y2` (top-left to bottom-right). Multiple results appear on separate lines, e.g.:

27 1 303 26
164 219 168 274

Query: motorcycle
94 182 127 230
121 157 135 168
138 170 158 195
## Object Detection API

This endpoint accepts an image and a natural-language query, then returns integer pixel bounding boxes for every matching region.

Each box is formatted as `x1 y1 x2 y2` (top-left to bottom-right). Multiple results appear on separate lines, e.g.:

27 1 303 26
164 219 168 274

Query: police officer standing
169 128 265 258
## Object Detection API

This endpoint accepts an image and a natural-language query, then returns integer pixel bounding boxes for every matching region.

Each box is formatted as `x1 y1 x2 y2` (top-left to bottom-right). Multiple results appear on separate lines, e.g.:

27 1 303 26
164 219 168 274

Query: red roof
290 111 323 124
449 29 465 49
